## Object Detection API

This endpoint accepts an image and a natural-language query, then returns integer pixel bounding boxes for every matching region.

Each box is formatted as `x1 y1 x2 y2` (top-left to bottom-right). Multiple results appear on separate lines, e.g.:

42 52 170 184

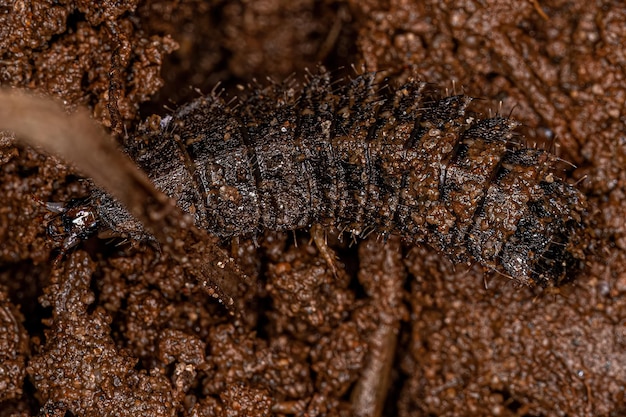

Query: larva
49 69 588 287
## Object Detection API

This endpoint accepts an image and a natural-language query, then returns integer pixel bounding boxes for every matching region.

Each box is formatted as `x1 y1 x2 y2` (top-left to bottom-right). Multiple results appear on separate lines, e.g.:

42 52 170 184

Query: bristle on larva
82 69 589 287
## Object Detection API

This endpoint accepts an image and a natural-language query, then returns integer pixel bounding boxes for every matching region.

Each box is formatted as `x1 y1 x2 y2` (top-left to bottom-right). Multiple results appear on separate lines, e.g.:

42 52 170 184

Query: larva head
45 199 99 251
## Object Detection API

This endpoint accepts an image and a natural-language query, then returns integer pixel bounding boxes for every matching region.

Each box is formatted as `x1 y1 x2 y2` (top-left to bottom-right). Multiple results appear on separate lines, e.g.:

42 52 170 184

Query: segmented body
90 70 587 287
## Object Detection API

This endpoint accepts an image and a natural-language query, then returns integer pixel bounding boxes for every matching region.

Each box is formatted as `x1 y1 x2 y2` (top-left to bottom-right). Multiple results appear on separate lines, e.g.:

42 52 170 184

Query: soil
1 1 625 416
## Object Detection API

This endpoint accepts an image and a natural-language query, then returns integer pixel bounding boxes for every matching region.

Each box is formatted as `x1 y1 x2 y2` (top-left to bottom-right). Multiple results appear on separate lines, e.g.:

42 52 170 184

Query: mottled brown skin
78 70 587 287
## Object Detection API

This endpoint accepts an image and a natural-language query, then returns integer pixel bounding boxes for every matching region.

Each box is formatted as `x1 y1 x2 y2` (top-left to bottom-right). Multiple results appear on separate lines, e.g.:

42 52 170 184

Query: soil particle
1 1 176 132
158 329 206 367
399 246 626 416
219 384 273 417
27 251 175 417
218 0 345 80
137 0 353 107
266 241 354 339
0 286 28 402
310 321 368 395
0 145 74 264
202 323 312 401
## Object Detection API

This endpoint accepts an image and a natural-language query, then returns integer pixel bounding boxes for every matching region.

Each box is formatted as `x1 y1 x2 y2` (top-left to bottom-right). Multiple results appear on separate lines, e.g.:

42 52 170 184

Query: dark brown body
91 71 587 287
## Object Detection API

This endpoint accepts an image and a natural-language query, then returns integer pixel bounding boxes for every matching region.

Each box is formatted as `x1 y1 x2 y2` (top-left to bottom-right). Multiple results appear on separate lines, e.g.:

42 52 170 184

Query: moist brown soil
1 1 625 416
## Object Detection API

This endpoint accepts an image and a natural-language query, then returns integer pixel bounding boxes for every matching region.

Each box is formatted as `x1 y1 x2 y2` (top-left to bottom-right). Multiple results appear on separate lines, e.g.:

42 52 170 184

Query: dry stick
352 236 406 417
352 321 399 417
0 89 243 310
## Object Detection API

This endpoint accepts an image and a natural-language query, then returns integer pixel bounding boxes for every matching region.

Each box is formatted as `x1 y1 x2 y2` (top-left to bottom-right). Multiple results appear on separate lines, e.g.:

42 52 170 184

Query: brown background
1 1 625 416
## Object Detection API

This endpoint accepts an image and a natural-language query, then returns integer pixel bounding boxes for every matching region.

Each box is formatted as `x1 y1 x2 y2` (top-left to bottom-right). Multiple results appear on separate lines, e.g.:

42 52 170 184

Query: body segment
89 71 587 286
